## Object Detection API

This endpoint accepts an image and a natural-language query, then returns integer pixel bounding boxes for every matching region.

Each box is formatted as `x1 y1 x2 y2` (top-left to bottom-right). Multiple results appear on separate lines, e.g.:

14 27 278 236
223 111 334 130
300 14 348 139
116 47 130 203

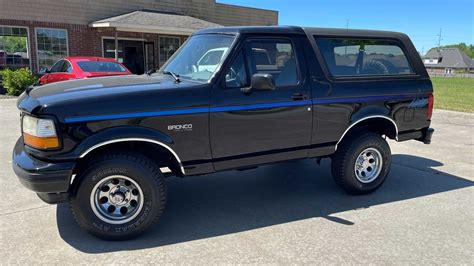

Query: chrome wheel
90 175 144 224
354 148 383 183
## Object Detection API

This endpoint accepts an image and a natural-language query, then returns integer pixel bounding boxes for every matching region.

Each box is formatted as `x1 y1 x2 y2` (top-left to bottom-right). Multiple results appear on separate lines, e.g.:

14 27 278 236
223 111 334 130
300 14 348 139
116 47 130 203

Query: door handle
292 93 305 100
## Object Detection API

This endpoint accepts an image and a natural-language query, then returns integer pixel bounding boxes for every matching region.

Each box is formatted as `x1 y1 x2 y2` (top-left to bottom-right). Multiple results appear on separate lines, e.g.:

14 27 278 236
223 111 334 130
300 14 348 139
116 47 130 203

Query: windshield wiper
146 68 158 75
146 69 181 83
162 70 181 83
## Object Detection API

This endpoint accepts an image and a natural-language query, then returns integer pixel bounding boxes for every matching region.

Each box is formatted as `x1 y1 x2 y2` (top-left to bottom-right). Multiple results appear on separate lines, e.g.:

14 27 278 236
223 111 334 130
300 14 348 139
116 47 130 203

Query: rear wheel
69 152 166 240
331 132 391 194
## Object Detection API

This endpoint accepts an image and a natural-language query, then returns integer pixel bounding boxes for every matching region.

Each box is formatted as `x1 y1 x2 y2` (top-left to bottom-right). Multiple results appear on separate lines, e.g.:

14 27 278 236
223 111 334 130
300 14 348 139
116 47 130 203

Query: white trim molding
335 115 399 151
79 138 186 175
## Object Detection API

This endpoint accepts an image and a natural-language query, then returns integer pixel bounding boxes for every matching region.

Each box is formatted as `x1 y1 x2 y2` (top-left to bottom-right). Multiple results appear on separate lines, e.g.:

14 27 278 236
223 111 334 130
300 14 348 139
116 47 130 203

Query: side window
225 51 249 88
315 37 415 77
60 61 72 73
49 60 64 73
245 39 298 87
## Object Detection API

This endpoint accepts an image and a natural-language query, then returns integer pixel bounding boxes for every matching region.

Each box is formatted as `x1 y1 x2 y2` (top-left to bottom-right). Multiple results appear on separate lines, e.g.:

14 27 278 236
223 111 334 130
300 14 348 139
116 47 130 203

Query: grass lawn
431 77 474 112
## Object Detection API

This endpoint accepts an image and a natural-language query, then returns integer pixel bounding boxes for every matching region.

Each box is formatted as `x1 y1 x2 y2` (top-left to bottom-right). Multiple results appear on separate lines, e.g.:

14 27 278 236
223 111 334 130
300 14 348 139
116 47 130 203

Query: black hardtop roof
194 26 408 39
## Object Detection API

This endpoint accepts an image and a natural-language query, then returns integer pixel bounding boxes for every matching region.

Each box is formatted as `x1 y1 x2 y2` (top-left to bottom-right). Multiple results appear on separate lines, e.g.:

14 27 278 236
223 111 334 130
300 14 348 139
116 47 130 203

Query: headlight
22 115 59 149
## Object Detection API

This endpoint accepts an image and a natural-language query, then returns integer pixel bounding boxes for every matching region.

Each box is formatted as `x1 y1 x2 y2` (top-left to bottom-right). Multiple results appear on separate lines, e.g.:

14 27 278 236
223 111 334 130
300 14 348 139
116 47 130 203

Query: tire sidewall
344 135 391 192
70 157 162 239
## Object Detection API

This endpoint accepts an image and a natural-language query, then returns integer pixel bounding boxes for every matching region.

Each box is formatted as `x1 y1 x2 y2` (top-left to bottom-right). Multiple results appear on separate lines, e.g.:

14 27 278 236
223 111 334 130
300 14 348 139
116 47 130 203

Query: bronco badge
168 124 193 131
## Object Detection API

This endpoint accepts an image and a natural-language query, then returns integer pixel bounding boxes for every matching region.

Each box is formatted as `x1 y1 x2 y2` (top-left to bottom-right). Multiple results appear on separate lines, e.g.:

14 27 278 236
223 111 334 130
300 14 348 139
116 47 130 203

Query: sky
218 0 474 55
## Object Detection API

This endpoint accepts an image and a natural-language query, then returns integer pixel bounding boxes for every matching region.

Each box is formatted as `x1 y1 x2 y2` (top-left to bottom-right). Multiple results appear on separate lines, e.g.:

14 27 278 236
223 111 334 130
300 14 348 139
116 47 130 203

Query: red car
38 57 132 85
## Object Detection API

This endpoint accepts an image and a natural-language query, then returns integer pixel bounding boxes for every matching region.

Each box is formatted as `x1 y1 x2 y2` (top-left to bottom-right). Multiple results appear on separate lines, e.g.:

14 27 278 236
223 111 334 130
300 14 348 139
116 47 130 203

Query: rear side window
315 37 415 77
77 61 127 72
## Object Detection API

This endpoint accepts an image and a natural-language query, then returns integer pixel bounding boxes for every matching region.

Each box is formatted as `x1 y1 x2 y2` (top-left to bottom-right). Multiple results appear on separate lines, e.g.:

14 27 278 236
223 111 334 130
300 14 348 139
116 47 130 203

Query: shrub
0 68 37 96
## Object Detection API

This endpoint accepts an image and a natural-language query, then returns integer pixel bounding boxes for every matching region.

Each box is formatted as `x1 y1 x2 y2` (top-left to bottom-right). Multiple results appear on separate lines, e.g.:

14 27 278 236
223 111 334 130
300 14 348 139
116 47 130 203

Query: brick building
0 0 277 74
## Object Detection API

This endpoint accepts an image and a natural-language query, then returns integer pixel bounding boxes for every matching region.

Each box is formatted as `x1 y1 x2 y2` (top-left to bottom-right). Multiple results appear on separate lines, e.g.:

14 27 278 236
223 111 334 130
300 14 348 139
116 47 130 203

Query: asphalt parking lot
0 98 472 264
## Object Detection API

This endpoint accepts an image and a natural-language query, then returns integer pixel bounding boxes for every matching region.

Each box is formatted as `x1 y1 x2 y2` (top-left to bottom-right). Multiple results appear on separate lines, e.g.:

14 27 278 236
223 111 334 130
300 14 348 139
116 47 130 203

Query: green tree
0 36 28 53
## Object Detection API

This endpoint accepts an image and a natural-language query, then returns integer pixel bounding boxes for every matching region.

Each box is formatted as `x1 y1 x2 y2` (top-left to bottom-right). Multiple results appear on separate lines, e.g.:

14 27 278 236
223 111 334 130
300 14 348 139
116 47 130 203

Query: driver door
210 36 312 171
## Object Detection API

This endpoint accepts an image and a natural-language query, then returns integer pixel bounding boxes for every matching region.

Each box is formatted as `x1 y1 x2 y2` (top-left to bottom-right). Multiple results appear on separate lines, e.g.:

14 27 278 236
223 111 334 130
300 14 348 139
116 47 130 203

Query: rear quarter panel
304 32 432 157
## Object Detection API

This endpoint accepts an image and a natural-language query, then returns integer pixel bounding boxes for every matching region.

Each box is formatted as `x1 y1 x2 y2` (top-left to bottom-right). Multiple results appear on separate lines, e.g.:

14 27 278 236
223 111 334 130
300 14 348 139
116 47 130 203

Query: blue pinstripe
64 94 426 123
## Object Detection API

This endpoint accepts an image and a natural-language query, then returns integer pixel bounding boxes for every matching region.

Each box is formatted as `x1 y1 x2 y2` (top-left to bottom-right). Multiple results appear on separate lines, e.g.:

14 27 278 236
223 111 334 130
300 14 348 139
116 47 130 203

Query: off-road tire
331 132 391 194
69 152 167 240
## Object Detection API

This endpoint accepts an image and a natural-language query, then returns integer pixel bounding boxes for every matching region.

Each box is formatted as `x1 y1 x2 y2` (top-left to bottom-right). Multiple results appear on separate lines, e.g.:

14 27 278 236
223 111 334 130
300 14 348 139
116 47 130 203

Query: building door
103 39 145 74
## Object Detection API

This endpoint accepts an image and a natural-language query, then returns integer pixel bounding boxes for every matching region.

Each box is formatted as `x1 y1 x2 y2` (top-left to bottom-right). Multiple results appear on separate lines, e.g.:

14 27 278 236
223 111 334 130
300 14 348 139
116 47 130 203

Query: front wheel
331 132 391 194
69 152 167 240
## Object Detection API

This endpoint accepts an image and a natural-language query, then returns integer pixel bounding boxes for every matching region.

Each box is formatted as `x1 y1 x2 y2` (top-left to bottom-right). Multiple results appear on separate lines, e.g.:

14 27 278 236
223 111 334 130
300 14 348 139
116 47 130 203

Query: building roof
424 48 474 68
90 10 222 35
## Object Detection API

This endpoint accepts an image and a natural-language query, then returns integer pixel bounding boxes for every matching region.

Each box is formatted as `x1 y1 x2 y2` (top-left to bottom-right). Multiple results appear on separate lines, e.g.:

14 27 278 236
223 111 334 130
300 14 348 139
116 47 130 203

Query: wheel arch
69 126 185 186
79 138 185 174
335 115 398 151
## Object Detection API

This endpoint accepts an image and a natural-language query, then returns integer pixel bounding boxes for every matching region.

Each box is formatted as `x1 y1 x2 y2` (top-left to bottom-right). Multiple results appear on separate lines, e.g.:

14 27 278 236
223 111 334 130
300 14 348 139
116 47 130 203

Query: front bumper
12 138 75 203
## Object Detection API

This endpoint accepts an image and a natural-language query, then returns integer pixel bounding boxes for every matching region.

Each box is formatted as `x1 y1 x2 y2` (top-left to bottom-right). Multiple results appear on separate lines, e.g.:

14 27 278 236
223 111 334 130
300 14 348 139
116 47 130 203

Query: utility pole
437 28 443 49
344 19 349 55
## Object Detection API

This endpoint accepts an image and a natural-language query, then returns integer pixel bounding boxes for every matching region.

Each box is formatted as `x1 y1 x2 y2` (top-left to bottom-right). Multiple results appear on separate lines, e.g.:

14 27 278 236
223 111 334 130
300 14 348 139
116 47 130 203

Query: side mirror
242 73 275 94
251 73 275 91
39 67 50 74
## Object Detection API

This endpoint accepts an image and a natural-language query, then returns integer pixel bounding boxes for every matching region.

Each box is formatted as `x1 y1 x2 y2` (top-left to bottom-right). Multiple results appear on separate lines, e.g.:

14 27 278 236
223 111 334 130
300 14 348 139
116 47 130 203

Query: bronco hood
29 75 167 99
17 74 202 118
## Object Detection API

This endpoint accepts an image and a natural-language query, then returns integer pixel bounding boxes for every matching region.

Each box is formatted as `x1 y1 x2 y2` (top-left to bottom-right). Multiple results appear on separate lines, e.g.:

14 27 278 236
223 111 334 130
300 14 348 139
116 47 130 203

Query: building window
36 28 68 70
159 36 180 66
0 26 30 69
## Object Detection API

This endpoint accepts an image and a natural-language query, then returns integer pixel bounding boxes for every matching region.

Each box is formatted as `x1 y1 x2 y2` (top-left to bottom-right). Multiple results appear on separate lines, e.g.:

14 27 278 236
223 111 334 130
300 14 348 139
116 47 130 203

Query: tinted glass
315 37 414 76
49 60 64 72
245 39 298 87
60 61 72 72
225 51 248 88
77 61 127 72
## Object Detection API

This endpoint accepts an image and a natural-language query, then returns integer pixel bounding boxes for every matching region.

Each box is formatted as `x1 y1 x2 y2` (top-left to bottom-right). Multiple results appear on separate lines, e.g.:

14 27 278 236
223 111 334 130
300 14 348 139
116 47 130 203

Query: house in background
423 48 474 75
0 0 277 74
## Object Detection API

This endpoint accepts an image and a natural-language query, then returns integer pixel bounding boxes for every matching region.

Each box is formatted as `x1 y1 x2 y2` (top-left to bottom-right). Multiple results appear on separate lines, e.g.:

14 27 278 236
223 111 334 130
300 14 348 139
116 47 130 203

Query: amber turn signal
23 133 59 149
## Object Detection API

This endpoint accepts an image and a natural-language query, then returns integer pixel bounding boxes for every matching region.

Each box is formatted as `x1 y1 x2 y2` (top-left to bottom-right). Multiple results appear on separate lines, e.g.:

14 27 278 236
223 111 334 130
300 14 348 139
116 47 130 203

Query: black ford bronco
13 26 434 240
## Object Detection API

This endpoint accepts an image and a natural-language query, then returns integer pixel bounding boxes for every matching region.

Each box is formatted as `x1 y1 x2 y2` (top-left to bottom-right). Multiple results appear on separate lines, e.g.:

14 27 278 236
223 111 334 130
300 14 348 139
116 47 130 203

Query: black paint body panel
13 26 433 195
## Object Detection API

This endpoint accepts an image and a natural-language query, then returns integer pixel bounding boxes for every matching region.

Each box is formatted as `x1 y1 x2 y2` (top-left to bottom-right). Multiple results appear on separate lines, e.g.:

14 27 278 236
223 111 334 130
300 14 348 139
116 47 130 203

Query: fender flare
79 138 185 175
73 126 185 175
335 115 398 151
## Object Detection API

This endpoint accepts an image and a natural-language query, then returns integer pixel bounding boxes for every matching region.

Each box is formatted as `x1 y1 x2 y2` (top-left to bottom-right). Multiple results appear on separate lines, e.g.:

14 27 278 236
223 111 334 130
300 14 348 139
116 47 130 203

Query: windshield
159 34 235 82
